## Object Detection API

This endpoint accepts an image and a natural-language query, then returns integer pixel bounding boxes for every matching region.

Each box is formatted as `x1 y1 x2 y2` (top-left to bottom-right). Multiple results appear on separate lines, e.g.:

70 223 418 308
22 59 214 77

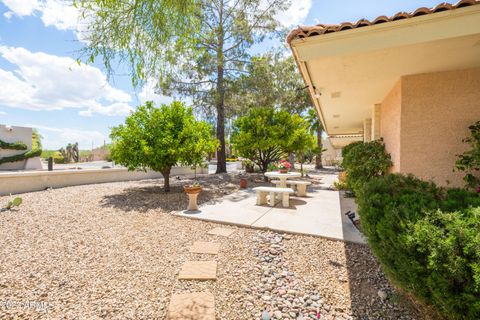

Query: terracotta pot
279 169 288 174
184 186 202 194
239 178 248 189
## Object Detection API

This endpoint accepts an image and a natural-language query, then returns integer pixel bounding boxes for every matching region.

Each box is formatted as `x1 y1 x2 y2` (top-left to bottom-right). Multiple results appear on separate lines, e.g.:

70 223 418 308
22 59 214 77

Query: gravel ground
0 173 421 319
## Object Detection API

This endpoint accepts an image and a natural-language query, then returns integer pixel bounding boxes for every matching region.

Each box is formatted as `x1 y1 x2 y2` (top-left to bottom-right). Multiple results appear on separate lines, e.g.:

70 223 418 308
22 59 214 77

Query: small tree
110 101 218 192
293 133 317 176
231 107 308 173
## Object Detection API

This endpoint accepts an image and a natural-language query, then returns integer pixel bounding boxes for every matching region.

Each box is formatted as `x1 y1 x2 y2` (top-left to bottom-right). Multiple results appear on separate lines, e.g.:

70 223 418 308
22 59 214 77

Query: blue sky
0 0 447 149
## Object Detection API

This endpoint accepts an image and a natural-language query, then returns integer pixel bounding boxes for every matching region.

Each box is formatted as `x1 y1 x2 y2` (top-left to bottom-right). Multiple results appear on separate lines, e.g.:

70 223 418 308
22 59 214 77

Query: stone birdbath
184 183 202 212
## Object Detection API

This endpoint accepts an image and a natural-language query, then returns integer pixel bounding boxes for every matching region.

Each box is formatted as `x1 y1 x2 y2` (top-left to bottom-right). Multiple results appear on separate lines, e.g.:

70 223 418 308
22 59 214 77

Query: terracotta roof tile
287 0 480 44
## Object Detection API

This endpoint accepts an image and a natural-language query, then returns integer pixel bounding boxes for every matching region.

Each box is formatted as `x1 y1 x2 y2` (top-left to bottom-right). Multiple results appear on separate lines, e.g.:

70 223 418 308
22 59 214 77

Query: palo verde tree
110 101 218 192
231 107 308 173
77 0 289 174
305 108 325 169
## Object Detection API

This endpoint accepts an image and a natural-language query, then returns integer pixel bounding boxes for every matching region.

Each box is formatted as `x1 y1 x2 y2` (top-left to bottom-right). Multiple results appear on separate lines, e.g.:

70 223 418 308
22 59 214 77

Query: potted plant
184 181 202 194
242 159 254 173
278 160 292 173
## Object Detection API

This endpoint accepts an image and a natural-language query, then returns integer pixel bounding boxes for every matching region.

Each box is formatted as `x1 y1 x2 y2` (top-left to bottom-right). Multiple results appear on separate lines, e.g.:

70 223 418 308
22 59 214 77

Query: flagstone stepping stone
207 227 235 237
189 241 220 255
167 292 215 320
178 261 217 280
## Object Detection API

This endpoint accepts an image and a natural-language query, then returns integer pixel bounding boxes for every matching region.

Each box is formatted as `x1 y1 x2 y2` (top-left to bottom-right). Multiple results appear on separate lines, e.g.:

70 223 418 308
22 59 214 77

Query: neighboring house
288 0 480 187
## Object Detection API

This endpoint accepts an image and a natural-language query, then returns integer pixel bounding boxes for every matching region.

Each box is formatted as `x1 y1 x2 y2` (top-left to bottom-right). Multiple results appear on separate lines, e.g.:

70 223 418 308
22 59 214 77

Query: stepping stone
167 292 215 320
189 241 220 255
178 261 217 280
207 227 235 237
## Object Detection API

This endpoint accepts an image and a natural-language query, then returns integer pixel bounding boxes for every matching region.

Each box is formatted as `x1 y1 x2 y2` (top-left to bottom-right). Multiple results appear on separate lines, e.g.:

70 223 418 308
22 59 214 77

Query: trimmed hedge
341 140 363 159
357 174 480 319
341 140 392 194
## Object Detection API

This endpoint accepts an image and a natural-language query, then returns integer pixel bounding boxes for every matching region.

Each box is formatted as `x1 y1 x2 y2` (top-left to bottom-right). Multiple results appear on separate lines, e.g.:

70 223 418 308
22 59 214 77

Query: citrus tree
231 107 310 173
110 101 218 191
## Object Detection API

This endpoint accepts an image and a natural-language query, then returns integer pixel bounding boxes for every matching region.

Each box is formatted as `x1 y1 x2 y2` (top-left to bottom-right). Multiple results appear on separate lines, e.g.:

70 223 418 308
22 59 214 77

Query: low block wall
0 166 208 195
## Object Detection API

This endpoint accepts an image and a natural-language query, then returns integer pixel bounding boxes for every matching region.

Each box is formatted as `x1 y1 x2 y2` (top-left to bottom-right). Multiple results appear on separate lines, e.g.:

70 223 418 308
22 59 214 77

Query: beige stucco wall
380 80 402 173
321 138 342 166
399 67 480 187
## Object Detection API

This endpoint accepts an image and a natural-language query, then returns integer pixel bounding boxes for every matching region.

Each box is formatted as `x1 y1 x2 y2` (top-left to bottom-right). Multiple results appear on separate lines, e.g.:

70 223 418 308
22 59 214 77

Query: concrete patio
175 173 365 244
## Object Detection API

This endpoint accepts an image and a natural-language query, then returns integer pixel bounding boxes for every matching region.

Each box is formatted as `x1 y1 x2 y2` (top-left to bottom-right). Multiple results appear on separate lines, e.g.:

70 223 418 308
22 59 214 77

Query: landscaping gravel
0 173 421 319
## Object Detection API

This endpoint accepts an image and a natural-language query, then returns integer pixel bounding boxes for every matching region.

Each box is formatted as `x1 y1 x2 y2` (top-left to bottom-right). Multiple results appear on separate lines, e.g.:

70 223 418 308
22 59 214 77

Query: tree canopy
110 101 218 191
75 0 198 86
229 52 312 116
77 0 290 174
231 107 312 172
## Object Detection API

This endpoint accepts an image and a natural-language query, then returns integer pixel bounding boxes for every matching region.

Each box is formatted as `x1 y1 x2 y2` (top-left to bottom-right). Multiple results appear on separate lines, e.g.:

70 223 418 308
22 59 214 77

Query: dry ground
0 173 421 319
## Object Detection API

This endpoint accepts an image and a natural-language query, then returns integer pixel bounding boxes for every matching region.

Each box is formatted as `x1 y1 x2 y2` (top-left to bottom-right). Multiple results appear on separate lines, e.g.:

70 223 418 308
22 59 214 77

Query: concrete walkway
175 173 365 244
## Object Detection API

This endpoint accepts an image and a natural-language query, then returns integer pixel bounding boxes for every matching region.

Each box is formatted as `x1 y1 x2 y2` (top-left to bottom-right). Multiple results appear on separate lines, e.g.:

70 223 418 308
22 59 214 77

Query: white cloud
78 102 133 117
0 111 7 115
40 0 79 31
4 11 14 18
25 124 107 149
1 0 85 38
2 0 39 17
138 79 173 105
276 0 312 27
0 46 133 117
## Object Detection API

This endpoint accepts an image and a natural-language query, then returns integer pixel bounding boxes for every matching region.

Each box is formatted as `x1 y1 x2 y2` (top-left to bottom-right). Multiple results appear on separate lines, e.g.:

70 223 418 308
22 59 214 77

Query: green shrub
455 120 480 190
52 152 65 164
408 207 480 318
357 173 480 319
341 140 363 160
341 140 392 193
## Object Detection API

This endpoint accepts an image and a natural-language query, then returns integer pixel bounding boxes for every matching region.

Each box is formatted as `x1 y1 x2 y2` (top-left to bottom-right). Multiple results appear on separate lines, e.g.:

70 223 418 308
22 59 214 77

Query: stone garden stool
253 186 294 207
272 180 312 197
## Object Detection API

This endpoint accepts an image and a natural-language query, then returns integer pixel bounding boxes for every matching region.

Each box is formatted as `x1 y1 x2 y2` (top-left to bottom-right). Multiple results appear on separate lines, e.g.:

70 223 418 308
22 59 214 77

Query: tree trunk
215 2 227 174
316 127 323 169
288 153 295 170
161 167 171 192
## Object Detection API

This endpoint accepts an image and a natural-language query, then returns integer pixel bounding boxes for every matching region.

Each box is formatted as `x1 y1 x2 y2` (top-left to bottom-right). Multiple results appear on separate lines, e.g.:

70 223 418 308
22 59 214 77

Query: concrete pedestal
187 193 199 211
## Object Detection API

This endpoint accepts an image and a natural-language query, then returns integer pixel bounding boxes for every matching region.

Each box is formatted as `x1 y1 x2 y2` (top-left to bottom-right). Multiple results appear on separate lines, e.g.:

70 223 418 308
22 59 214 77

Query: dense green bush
408 207 480 318
357 174 480 319
455 120 480 190
341 140 392 193
52 152 65 164
341 140 363 160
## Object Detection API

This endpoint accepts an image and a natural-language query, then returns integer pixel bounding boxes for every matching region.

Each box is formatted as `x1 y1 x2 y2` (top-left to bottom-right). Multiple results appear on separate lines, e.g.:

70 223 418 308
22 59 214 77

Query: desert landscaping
0 173 419 319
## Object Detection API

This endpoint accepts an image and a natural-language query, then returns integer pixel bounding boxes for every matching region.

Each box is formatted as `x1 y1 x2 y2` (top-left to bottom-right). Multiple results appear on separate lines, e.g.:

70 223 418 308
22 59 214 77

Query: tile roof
287 0 480 44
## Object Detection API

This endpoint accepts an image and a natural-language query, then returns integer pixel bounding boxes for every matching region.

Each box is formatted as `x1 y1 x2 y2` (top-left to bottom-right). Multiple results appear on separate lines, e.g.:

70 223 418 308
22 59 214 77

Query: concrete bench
272 180 311 197
252 187 294 207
